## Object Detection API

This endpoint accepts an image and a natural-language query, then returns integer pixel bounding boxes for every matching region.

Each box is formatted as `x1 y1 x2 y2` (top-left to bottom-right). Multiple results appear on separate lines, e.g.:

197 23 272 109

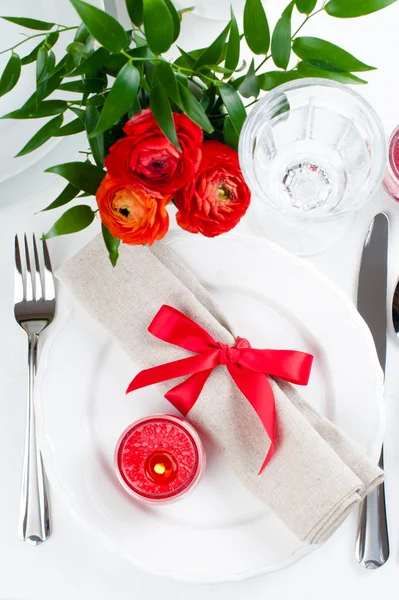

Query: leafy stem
0 25 78 55
255 54 271 74
120 49 133 60
291 5 326 39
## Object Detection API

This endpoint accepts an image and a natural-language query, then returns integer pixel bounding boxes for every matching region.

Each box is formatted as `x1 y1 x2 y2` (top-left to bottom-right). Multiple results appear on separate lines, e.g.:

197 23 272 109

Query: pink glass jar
115 414 206 505
383 125 399 200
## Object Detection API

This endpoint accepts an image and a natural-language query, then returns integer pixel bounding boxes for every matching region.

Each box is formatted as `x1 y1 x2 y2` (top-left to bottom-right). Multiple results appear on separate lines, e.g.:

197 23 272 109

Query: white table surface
2 1 399 598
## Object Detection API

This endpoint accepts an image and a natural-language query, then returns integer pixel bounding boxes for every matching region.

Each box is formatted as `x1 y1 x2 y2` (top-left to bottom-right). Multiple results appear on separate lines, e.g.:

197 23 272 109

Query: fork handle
18 332 50 545
355 448 389 568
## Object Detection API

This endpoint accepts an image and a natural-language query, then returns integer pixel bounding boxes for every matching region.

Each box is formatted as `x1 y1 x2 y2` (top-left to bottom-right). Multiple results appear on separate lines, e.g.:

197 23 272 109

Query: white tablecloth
2 1 399 598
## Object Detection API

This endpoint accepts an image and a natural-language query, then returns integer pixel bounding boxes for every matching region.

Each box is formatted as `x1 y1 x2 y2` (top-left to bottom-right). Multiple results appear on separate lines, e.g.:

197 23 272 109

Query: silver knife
355 212 389 568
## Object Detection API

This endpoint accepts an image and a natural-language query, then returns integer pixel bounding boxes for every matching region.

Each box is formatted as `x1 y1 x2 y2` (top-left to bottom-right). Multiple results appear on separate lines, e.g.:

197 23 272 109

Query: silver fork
14 234 55 545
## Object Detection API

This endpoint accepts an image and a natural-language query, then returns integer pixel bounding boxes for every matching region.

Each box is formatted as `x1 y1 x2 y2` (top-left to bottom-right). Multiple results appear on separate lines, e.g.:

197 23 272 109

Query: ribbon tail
228 364 276 474
258 441 275 475
126 350 219 394
165 370 213 415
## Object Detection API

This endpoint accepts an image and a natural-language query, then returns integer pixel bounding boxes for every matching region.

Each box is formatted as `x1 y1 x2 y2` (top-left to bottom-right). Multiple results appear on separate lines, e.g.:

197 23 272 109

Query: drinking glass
239 78 386 255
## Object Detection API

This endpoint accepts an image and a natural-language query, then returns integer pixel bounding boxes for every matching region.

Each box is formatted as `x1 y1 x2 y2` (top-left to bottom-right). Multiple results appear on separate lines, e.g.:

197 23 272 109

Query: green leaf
69 107 86 121
175 46 196 69
1 16 54 30
58 78 106 93
42 183 80 211
143 0 175 54
219 83 246 135
325 0 397 17
91 61 140 136
271 2 294 70
0 52 21 97
164 0 181 42
225 8 240 74
66 41 90 61
85 105 104 167
74 22 91 44
238 59 260 98
223 116 239 150
70 0 128 53
133 32 147 46
150 84 180 150
21 41 46 66
45 161 105 195
54 118 85 136
243 0 270 55
126 0 144 26
36 47 48 84
297 61 368 83
54 54 76 77
296 0 317 13
2 99 67 119
36 73 63 104
194 22 230 69
102 224 120 266
35 49 56 105
127 95 141 118
43 205 95 239
154 61 181 105
45 31 60 49
177 83 214 133
257 69 304 90
72 47 109 76
15 114 63 157
57 80 86 93
292 37 375 71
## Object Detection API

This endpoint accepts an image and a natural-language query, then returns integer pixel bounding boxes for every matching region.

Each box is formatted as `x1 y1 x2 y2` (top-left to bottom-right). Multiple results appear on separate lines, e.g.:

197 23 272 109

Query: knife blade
355 212 389 568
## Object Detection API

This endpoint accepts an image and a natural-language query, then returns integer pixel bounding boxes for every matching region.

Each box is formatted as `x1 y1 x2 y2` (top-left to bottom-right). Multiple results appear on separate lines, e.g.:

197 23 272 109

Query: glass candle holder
383 125 399 200
239 78 386 255
115 414 206 505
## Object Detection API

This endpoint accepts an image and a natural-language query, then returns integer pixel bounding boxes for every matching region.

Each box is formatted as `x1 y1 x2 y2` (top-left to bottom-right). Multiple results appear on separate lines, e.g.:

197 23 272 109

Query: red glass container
383 125 399 200
115 414 206 505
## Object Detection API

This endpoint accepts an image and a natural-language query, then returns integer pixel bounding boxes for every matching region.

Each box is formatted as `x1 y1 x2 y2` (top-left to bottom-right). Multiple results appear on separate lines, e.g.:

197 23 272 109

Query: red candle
115 414 205 504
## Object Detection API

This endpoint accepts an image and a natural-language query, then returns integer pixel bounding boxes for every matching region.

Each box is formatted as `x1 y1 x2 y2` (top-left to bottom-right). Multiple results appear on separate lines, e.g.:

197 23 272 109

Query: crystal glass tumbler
239 78 386 254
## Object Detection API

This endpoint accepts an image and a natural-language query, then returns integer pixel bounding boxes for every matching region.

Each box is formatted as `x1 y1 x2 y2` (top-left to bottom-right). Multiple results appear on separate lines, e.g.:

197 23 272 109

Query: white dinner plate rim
36 231 385 583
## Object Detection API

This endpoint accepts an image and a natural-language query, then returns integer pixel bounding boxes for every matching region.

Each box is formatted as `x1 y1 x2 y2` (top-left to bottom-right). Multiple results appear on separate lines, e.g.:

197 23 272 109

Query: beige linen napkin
57 235 383 544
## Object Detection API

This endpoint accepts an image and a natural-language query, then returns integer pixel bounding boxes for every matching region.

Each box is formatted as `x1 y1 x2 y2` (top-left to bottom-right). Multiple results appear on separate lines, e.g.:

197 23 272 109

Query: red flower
96 174 170 246
105 108 203 197
174 141 251 237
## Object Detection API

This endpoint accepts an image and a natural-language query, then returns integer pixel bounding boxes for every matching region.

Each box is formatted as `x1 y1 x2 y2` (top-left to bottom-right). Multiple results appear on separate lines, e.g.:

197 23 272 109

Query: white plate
36 233 384 583
0 0 103 208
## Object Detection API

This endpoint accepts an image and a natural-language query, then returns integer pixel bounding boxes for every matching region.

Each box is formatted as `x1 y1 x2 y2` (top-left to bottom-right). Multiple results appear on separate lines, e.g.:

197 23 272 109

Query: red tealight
115 414 206 504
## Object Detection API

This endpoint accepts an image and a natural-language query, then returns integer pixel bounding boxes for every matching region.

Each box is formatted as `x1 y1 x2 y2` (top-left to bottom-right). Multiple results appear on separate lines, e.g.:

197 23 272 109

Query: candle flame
154 462 166 475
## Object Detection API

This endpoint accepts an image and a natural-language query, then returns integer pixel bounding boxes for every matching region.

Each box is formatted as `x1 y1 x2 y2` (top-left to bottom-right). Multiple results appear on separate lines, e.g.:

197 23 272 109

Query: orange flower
96 174 170 246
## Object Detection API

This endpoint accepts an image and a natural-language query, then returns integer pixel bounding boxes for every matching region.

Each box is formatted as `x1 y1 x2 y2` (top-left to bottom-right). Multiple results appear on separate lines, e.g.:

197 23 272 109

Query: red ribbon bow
127 305 313 473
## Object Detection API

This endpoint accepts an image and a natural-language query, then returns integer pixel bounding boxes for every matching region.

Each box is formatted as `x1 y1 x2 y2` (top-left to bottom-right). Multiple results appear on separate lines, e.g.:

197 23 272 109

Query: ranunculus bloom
96 174 170 246
174 141 251 237
104 108 203 197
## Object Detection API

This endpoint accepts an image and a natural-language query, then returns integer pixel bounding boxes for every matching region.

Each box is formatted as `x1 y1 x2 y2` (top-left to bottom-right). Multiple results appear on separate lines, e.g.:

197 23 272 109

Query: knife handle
355 448 389 568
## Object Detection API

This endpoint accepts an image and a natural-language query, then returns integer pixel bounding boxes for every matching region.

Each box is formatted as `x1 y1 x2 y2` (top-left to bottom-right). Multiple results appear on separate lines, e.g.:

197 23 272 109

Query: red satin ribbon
127 305 314 473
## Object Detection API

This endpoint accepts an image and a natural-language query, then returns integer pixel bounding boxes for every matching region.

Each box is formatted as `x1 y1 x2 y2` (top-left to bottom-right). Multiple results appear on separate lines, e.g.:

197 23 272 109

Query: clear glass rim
239 77 387 222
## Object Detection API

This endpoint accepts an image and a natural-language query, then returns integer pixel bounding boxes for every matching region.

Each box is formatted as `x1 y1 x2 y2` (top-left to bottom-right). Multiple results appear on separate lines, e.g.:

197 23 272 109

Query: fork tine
42 238 55 301
23 234 33 302
14 235 25 303
32 234 43 301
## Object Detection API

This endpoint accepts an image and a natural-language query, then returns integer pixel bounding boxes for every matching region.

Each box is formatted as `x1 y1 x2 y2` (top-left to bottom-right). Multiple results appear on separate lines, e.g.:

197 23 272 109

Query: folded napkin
57 235 383 544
